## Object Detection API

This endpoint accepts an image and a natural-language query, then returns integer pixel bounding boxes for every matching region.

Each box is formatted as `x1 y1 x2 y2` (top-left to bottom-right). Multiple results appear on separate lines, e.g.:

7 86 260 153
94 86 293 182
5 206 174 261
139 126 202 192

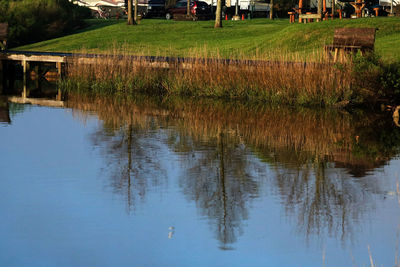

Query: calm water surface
1 96 400 266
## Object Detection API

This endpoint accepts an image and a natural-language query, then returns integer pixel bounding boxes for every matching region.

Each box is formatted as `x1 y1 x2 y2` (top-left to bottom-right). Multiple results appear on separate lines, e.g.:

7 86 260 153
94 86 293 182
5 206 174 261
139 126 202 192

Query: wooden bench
0 23 8 50
324 28 376 62
299 13 322 23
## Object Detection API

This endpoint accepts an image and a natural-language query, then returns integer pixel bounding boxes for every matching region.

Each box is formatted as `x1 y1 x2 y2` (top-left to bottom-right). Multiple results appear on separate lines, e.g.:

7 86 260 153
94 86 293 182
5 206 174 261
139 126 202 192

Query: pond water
1 95 400 266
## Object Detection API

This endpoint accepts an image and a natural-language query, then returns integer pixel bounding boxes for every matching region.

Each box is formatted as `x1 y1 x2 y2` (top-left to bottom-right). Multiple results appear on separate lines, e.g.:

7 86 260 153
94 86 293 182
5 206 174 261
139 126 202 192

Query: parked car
165 0 211 20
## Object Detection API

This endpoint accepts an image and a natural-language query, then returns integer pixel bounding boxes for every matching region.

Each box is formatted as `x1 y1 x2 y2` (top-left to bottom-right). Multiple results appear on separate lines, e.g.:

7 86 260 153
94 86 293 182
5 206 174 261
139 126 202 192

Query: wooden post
22 60 27 99
373 7 379 16
57 62 62 78
56 62 62 101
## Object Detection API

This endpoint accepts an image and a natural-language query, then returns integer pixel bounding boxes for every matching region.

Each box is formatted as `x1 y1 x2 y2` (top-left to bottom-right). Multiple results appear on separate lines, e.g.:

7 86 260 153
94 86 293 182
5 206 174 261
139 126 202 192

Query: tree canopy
0 0 90 47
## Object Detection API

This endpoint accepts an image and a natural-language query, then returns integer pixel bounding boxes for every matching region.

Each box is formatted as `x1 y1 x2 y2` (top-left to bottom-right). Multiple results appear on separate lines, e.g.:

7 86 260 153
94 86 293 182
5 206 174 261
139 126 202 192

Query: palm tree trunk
215 0 223 28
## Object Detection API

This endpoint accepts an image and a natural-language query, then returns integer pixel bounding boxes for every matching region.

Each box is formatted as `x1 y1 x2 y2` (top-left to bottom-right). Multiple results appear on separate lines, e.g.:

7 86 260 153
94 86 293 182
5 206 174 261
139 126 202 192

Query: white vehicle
203 0 270 17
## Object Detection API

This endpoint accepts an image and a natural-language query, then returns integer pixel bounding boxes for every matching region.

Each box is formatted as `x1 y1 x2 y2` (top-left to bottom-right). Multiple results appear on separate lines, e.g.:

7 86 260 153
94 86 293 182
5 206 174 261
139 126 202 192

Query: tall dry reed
60 48 354 106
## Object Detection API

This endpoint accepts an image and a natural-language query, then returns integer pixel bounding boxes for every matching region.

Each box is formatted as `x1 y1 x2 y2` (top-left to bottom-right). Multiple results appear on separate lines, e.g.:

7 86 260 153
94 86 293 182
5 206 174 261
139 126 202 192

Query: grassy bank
17 17 400 62
15 17 400 106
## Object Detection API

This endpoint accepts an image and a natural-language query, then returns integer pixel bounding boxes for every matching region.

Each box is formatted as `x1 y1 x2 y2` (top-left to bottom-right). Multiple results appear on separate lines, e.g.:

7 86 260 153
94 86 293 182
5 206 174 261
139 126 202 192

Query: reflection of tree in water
68 95 400 247
269 155 371 243
91 119 167 211
173 131 259 249
247 112 400 243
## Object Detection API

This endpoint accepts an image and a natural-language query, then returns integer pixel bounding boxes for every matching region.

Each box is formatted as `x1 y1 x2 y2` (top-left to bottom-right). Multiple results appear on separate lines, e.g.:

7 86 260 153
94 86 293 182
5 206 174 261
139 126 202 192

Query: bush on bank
0 0 91 47
350 53 400 105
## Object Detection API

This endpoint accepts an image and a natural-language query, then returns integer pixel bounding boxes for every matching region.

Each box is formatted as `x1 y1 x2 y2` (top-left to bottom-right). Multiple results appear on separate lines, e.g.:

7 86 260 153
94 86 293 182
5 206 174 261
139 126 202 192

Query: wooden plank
335 27 376 36
299 14 322 19
332 28 376 48
334 35 375 43
0 53 66 63
8 96 64 107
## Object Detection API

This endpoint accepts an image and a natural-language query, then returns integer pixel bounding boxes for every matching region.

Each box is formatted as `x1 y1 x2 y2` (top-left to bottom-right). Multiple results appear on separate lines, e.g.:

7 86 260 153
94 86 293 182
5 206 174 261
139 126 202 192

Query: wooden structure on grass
350 0 366 18
299 13 323 22
324 28 376 62
293 0 335 23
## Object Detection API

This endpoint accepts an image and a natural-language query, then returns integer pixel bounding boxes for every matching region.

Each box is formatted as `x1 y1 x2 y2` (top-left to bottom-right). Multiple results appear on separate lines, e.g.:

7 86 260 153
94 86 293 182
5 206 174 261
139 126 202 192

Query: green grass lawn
16 17 400 62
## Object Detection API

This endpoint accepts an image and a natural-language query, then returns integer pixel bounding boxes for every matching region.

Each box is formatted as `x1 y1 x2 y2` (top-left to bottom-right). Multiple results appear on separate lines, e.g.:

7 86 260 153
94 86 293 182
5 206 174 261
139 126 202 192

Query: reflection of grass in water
66 93 399 169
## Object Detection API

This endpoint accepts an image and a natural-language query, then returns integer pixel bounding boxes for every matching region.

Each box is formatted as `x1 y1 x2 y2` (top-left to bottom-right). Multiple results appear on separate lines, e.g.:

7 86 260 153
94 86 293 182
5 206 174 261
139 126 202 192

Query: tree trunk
269 0 274 19
318 0 323 17
134 0 138 23
187 0 190 16
127 0 134 24
214 0 223 28
391 0 393 14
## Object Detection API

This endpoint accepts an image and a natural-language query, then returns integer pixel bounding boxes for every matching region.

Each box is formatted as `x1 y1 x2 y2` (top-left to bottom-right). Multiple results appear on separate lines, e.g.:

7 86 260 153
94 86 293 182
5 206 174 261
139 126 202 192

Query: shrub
0 0 91 47
351 53 400 105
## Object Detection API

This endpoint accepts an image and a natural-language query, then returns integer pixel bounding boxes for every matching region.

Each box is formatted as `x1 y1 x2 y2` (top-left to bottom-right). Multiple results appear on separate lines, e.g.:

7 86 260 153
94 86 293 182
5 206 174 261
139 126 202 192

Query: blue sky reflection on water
0 102 400 266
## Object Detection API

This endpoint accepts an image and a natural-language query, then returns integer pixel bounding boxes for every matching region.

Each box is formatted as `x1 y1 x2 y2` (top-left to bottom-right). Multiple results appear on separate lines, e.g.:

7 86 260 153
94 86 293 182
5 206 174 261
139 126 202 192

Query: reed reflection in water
67 94 400 249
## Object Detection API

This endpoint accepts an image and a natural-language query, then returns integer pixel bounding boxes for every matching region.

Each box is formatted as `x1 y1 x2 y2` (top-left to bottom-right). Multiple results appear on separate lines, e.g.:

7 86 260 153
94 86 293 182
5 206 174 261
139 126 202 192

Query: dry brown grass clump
61 48 354 106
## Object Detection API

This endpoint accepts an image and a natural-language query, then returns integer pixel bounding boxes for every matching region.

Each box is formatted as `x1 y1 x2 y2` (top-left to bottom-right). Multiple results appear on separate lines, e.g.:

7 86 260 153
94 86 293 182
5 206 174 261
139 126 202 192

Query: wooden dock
0 51 67 99
7 96 64 107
